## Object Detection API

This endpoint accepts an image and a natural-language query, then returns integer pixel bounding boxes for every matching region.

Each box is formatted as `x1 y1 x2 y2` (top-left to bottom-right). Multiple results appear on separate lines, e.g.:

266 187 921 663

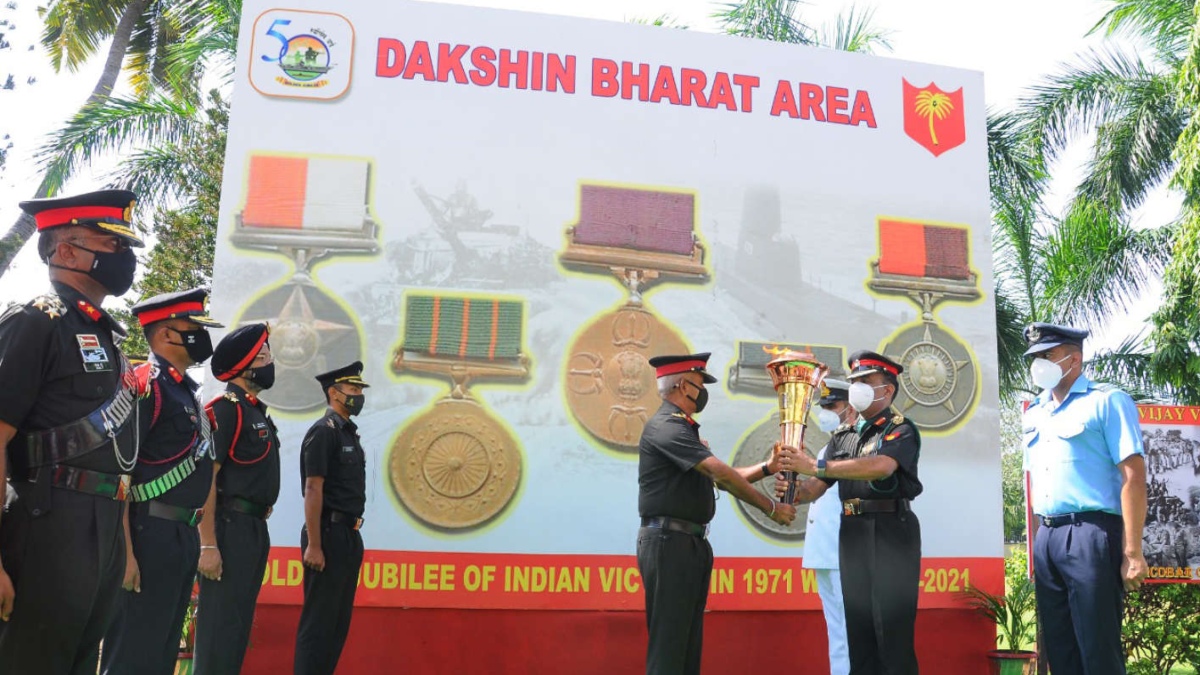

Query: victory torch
765 349 828 504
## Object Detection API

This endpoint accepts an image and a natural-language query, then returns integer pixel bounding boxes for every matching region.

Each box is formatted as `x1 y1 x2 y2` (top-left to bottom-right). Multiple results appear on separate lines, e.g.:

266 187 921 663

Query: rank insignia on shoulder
30 294 66 319
325 418 337 428
891 413 905 425
884 430 901 442
223 391 239 403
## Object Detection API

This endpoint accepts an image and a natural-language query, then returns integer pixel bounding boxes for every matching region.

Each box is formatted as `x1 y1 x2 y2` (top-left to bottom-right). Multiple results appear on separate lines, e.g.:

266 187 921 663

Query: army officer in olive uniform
638 352 796 675
778 351 923 675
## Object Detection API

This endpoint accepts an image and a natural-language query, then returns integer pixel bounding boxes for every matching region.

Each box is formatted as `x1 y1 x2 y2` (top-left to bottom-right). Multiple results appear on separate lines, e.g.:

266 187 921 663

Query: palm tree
1152 2 1200 404
713 1 892 53
0 0 220 276
1005 0 1190 401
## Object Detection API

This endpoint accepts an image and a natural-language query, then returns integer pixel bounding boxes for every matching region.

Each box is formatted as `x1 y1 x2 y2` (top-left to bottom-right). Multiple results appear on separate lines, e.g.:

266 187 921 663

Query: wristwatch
761 462 772 478
816 458 827 479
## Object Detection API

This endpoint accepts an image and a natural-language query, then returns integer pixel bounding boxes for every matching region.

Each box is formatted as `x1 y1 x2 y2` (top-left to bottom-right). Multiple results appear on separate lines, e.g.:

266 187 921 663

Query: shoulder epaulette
224 391 240 403
325 417 338 428
28 293 66 320
892 413 906 425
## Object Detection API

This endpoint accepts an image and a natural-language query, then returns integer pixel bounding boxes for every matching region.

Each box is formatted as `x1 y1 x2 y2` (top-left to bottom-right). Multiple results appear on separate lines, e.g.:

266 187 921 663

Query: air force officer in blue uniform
1023 322 1147 675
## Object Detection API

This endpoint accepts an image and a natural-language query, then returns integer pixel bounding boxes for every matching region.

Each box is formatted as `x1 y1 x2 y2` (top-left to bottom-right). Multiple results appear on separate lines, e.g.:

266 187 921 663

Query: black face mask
245 362 276 390
681 380 709 414
67 243 138 296
337 390 366 416
167 327 213 364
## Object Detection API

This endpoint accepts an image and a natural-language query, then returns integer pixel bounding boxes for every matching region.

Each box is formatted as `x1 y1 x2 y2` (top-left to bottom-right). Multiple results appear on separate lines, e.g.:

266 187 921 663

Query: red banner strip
257 549 1003 611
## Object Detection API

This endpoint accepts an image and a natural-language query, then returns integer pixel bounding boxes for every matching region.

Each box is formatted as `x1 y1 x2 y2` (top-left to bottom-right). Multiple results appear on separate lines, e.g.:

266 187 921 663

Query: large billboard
211 0 1001 611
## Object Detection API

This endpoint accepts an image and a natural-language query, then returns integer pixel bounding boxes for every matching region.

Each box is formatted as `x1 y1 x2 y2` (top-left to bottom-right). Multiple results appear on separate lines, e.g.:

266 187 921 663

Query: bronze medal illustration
390 294 528 531
559 184 708 452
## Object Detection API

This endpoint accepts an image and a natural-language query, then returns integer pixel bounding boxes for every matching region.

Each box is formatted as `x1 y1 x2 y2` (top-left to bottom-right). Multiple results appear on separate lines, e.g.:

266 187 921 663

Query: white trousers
816 568 850 675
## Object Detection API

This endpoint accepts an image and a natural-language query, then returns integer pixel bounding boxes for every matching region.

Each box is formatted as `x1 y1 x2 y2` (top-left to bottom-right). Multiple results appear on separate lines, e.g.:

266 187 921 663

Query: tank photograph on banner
558 182 710 454
228 151 380 413
390 181 556 290
387 292 530 532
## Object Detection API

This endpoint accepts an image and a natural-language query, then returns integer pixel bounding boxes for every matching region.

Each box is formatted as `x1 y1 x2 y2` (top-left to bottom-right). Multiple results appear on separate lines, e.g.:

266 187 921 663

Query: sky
0 0 1175 349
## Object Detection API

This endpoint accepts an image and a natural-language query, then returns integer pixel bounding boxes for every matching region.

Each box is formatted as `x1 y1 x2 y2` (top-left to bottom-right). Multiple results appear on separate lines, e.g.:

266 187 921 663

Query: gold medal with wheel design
884 321 978 432
730 409 829 540
389 398 522 530
564 305 689 452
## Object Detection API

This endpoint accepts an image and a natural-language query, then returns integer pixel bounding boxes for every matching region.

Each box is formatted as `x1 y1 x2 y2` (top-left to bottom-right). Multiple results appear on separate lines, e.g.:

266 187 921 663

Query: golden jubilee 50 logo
248 9 354 100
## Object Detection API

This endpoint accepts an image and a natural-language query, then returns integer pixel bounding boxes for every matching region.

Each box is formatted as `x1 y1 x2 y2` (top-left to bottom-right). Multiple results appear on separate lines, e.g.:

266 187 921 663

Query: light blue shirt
1023 375 1143 516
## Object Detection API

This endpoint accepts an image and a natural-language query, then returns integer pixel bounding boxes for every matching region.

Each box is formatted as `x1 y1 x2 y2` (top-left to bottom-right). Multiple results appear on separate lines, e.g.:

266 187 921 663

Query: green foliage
964 545 1037 652
1152 0 1200 405
999 408 1027 543
712 0 815 44
1122 584 1200 674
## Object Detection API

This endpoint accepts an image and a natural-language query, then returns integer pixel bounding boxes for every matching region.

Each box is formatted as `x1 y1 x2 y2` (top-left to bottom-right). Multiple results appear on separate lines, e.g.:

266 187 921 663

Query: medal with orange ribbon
230 152 379 412
559 183 708 453
867 217 981 432
389 293 529 531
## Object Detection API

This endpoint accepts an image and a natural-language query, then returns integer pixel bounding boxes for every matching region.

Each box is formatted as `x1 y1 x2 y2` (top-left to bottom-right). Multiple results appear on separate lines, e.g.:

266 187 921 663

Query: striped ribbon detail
878 220 970 280
404 296 522 360
129 455 197 502
572 185 696 255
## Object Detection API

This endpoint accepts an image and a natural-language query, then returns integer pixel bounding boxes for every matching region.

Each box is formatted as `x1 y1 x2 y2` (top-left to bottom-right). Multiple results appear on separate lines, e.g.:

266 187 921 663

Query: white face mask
1030 354 1072 390
817 408 842 433
848 382 887 412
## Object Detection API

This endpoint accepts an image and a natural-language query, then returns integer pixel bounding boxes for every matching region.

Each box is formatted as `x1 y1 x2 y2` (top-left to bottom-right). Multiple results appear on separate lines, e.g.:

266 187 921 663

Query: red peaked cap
648 352 718 384
846 350 903 380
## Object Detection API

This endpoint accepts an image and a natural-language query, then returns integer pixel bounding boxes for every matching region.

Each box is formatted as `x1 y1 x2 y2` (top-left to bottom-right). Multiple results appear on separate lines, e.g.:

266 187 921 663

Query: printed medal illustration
390 293 528 530
559 184 707 452
868 218 981 432
727 343 842 540
231 153 379 412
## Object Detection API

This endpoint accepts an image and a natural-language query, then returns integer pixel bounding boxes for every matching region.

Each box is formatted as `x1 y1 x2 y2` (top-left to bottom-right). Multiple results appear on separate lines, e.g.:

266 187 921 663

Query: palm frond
713 0 815 45
1087 334 1174 402
1017 46 1161 165
1040 199 1173 327
1091 0 1194 65
816 4 892 54
995 283 1035 401
105 146 204 210
1073 71 1184 211
35 93 201 197
38 0 124 73
627 14 690 29
163 0 240 89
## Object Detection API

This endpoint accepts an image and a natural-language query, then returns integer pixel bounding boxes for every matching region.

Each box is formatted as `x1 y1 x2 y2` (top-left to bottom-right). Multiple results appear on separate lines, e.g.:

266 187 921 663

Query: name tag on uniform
253 421 269 439
342 446 356 453
77 334 112 372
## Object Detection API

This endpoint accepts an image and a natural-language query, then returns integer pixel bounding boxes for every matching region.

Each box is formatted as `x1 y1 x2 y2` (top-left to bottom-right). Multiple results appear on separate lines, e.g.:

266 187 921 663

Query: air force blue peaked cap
1023 322 1089 356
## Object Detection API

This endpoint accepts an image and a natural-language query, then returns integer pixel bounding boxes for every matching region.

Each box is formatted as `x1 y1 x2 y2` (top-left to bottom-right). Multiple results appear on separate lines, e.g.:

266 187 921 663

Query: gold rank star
31 296 64 319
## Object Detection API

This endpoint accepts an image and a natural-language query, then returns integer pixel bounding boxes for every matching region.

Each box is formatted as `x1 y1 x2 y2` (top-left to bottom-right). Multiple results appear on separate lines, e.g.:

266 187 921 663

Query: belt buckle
114 474 131 502
842 499 861 516
353 517 364 531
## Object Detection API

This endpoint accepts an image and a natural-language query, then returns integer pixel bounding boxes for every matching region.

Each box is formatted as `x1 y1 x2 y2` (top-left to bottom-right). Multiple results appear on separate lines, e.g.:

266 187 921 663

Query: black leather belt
135 499 204 527
641 516 708 538
325 509 364 530
1040 511 1120 528
220 495 272 519
842 498 911 516
26 465 131 501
